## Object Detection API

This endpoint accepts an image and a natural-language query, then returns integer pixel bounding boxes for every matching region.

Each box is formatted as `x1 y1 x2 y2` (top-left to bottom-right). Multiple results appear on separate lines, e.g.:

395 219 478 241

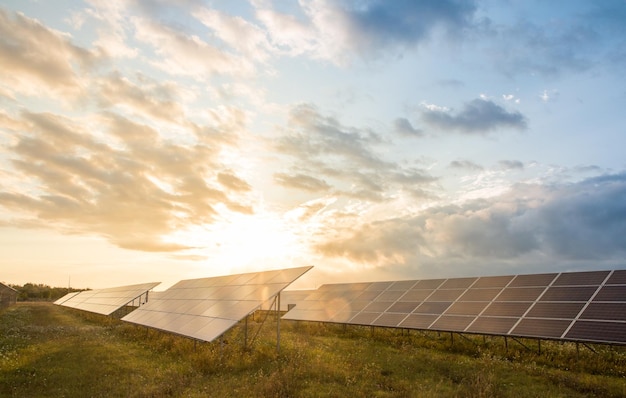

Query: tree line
8 283 87 302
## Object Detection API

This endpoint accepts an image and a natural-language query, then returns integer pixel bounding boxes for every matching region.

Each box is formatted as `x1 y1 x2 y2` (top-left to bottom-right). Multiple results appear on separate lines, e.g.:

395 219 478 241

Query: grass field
1 302 626 397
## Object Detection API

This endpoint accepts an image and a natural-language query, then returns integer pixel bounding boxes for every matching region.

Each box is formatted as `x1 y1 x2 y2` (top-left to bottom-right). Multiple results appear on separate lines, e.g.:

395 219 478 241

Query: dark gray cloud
536 174 626 259
498 160 524 170
422 99 527 134
342 0 477 53
314 173 626 271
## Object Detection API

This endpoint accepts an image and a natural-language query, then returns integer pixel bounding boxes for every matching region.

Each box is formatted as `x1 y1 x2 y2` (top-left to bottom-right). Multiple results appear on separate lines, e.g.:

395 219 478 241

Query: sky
1 0 626 290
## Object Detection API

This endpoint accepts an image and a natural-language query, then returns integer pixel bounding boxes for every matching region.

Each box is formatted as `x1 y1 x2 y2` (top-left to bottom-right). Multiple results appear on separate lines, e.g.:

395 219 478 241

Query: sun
168 207 305 275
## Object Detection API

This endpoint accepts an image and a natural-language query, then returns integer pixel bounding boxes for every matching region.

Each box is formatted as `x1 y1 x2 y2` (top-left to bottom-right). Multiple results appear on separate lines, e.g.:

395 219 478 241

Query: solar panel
283 269 626 345
121 266 312 342
56 282 160 316
53 291 81 305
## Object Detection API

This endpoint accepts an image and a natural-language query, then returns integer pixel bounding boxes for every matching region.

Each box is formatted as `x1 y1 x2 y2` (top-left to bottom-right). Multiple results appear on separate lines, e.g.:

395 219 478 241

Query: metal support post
245 315 248 349
276 292 281 353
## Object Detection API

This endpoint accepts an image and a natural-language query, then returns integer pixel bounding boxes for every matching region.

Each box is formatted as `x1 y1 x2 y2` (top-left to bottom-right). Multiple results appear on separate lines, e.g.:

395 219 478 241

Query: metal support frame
510 337 532 352
243 293 283 353
244 315 248 348
276 292 281 353
455 332 476 346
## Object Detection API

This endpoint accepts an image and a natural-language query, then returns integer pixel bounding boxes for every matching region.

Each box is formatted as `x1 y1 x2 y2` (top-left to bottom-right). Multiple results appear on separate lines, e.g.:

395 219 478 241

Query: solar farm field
2 302 626 397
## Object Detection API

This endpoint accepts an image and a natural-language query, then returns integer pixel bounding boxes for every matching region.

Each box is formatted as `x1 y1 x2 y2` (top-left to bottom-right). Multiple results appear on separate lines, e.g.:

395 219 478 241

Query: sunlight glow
168 207 304 276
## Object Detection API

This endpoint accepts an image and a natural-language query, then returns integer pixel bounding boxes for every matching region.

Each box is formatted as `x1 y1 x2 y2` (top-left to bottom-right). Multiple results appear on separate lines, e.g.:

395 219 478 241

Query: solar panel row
55 282 160 316
121 266 312 342
282 270 626 345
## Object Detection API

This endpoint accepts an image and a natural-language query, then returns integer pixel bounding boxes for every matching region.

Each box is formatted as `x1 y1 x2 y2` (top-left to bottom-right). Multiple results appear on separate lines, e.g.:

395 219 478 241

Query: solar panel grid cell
414 302 451 314
399 314 438 329
472 275 514 288
509 273 557 287
593 286 626 301
389 280 418 290
606 270 626 285
466 317 518 334
446 302 489 316
539 286 597 302
363 301 393 312
388 301 419 313
426 289 464 301
432 315 475 332
350 312 382 325
401 289 434 301
330 311 358 323
440 277 477 289
565 321 626 344
459 288 501 301
580 303 626 321
415 279 446 289
512 318 572 338
373 313 408 327
553 271 609 286
525 302 586 319
366 282 393 291
495 287 544 301
376 290 405 301
355 290 383 301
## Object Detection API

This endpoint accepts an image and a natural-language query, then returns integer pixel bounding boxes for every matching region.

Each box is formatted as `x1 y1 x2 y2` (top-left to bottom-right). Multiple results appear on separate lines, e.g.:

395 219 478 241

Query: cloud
498 160 524 170
393 118 423 137
421 98 527 134
536 173 626 259
74 1 138 59
313 173 626 273
0 110 253 252
479 2 626 78
438 78 464 88
0 8 99 98
317 217 427 265
217 171 252 192
274 104 436 201
132 16 252 79
540 89 560 103
449 160 483 171
97 72 186 124
254 0 476 63
274 172 331 192
193 8 274 62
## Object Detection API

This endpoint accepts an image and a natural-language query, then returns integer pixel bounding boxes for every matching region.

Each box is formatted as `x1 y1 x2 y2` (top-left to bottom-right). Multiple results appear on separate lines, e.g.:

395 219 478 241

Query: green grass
1 303 626 397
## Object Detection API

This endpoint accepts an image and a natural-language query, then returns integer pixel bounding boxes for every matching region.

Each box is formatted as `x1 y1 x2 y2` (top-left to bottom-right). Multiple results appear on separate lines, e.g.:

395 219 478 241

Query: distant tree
10 283 85 302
